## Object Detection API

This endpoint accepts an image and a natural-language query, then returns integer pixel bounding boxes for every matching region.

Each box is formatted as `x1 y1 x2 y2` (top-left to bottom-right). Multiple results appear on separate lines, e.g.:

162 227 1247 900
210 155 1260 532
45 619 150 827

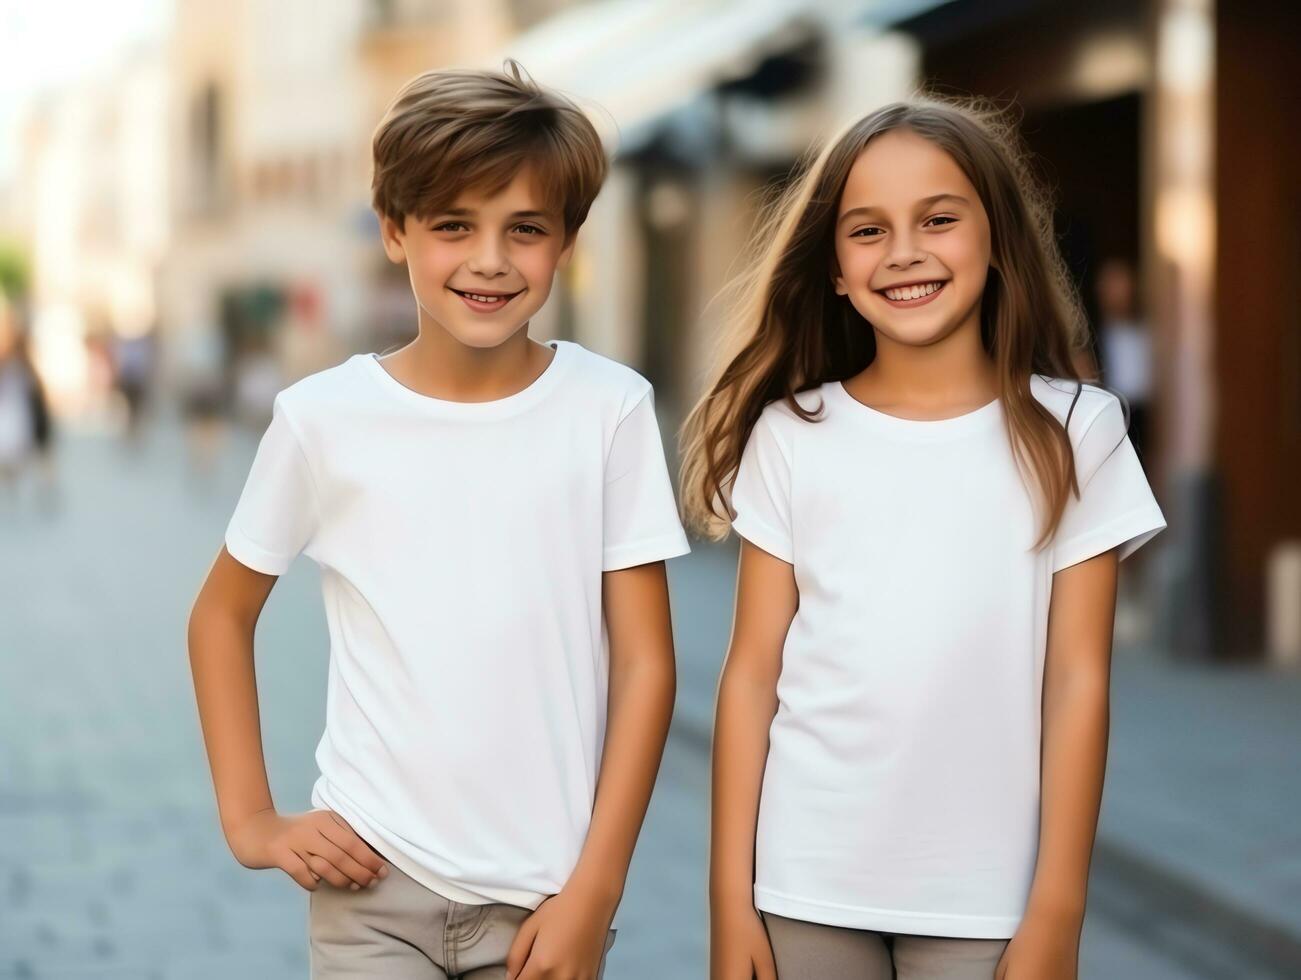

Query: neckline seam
830 380 1002 434
360 340 569 417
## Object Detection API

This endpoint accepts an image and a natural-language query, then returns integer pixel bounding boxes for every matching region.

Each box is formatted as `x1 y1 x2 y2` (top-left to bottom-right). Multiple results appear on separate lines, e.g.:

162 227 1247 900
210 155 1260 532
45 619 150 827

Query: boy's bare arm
188 548 277 836
188 547 387 892
506 559 677 980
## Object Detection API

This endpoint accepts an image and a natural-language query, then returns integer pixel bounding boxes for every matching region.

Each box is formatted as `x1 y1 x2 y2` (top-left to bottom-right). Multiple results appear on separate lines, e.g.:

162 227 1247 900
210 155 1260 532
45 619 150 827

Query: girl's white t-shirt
224 339 691 910
730 375 1166 939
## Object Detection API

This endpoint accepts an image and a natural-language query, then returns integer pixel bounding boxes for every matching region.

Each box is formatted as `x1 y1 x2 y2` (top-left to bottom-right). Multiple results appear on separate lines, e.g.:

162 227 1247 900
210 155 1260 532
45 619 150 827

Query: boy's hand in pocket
226 808 389 892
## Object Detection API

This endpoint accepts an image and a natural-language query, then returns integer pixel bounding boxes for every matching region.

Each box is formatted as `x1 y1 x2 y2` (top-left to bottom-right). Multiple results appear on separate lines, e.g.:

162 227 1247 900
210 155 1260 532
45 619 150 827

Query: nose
884 230 927 271
465 235 511 278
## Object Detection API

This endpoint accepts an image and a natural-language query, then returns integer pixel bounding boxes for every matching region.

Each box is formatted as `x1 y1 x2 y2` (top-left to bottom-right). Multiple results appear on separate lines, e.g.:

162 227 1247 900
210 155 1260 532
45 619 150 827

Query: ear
831 265 848 296
379 214 407 264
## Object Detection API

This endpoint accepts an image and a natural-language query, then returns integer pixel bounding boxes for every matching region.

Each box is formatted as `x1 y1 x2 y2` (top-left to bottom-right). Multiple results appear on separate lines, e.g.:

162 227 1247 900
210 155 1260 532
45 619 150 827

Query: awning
488 0 852 152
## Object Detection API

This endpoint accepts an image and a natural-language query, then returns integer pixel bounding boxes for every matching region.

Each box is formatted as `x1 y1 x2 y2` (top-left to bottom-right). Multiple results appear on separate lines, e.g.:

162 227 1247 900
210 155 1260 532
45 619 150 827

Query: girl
681 98 1166 980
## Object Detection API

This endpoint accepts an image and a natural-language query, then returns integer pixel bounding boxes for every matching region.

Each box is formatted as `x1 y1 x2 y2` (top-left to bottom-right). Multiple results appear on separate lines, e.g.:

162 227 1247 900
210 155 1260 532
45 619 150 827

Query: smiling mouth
877 280 948 306
448 287 523 311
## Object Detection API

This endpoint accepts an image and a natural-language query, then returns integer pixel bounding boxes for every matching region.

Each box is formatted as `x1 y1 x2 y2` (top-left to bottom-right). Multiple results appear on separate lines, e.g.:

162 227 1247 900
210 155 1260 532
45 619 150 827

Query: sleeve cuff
224 526 295 576
731 513 794 565
602 531 692 571
1050 504 1167 573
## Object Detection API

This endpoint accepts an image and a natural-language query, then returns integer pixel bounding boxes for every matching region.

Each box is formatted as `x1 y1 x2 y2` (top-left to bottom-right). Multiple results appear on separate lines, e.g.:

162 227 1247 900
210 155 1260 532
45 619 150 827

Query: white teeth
884 281 943 301
466 292 506 303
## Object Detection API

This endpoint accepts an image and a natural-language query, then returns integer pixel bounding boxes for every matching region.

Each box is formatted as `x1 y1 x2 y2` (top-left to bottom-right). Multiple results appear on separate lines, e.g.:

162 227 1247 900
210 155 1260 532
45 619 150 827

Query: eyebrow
838 193 970 224
437 208 556 220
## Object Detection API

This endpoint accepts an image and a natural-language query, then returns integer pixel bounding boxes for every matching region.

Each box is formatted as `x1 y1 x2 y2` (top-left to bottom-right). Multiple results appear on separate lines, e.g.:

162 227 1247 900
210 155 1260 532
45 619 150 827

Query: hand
711 901 777 980
505 880 616 980
995 908 1080 980
225 808 389 892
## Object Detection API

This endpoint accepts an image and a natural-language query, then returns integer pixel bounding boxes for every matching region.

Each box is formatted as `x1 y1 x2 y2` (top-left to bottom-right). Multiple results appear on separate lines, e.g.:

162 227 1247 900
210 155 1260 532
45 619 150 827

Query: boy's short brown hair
371 60 608 238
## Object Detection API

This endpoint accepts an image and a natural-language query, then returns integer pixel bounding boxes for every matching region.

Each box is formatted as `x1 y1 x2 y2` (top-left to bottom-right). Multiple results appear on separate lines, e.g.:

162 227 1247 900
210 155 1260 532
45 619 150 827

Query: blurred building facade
2 0 1295 657
889 0 1300 659
162 0 567 419
498 0 932 406
8 49 168 414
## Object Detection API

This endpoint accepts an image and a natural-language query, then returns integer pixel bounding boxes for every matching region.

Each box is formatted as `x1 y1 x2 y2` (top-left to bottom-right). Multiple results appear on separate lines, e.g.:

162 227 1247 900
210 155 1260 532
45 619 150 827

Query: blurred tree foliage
0 240 30 299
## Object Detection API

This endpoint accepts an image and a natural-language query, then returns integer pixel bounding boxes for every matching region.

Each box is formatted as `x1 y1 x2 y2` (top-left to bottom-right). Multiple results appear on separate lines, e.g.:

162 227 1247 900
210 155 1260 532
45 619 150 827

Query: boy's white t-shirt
224 339 690 909
730 374 1166 939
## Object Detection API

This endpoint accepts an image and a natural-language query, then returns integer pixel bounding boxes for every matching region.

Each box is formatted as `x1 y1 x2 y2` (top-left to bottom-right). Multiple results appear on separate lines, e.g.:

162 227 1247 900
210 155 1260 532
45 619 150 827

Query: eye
924 215 957 227
431 221 467 232
514 223 546 236
849 227 884 239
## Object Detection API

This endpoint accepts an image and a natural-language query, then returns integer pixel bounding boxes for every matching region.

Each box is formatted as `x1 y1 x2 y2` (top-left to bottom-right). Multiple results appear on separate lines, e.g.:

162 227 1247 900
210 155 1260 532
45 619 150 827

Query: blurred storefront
506 0 1297 661
5 0 1295 658
161 0 526 420
500 0 939 408
891 0 1300 660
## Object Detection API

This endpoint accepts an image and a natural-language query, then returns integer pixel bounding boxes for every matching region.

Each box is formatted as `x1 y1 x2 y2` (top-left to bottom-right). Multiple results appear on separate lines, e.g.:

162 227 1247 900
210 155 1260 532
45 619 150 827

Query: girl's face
832 128 993 349
379 165 575 350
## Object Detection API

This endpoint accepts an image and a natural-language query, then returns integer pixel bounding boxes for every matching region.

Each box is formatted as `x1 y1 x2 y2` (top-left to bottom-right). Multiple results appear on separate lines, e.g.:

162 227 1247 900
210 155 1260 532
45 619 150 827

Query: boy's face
832 128 992 349
379 165 576 349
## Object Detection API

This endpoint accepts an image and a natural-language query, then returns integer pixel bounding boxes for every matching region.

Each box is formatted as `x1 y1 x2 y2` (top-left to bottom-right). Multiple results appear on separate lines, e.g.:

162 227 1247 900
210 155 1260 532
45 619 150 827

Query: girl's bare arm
188 547 385 892
710 540 798 980
998 548 1119 978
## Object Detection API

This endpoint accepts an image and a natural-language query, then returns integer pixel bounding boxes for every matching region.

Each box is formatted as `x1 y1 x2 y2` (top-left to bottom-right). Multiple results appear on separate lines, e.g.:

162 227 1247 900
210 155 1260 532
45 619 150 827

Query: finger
316 824 384 885
505 914 539 980
755 947 779 980
282 848 319 891
308 834 377 888
304 853 353 890
318 818 387 878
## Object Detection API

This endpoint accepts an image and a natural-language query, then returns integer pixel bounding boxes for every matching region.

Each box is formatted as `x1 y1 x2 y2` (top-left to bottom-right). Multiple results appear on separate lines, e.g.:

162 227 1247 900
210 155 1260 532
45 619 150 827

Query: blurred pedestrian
1095 257 1152 463
0 297 55 508
112 327 156 443
683 98 1166 980
177 318 228 479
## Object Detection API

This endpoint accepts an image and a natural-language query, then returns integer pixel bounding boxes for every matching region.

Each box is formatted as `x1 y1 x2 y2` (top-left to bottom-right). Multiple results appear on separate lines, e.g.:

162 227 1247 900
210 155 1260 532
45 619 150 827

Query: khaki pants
761 911 1009 980
310 859 616 979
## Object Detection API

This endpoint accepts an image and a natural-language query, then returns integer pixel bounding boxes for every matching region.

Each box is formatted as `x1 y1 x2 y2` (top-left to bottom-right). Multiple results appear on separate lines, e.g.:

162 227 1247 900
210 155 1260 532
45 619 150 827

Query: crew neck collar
828 379 1003 442
359 339 573 420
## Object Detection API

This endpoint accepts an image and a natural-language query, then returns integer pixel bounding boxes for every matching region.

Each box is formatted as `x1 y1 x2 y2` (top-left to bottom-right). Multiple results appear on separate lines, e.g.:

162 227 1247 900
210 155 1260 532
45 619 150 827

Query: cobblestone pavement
0 423 1283 978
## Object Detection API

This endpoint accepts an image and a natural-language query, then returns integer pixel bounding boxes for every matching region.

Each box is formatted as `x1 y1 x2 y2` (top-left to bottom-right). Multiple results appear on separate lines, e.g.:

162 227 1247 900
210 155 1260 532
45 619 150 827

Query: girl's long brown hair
680 94 1115 552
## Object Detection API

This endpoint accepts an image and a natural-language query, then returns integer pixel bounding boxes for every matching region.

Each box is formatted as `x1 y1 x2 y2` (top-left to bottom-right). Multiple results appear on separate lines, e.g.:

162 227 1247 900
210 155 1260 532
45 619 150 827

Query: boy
188 61 690 979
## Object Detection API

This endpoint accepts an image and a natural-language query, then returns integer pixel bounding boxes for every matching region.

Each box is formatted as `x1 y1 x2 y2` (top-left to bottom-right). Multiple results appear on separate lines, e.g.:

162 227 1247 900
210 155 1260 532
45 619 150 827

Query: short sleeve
224 395 319 575
602 387 691 571
730 408 793 564
1050 394 1166 573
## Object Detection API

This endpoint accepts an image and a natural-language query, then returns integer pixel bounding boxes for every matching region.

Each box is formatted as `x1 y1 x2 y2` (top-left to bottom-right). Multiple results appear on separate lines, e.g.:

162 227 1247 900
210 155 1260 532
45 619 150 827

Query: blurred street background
1 0 1299 977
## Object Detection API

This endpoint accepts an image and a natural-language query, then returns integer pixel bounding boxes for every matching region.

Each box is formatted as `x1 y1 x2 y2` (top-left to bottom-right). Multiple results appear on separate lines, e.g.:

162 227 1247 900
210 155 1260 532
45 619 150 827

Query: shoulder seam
613 383 653 432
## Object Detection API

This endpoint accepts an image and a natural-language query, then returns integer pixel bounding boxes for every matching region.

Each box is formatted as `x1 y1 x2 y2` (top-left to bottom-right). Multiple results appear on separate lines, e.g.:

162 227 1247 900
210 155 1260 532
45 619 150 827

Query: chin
445 312 538 348
446 326 522 349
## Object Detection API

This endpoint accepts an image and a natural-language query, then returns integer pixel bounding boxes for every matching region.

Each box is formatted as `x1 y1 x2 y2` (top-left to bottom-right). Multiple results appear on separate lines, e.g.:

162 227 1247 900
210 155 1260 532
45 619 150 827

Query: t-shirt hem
1050 503 1166 573
753 885 1020 939
602 532 692 571
311 781 545 910
224 526 295 576
731 514 793 564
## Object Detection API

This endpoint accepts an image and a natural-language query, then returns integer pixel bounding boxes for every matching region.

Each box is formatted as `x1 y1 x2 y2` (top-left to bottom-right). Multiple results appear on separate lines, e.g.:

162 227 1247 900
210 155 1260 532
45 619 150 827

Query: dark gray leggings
761 911 1009 980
